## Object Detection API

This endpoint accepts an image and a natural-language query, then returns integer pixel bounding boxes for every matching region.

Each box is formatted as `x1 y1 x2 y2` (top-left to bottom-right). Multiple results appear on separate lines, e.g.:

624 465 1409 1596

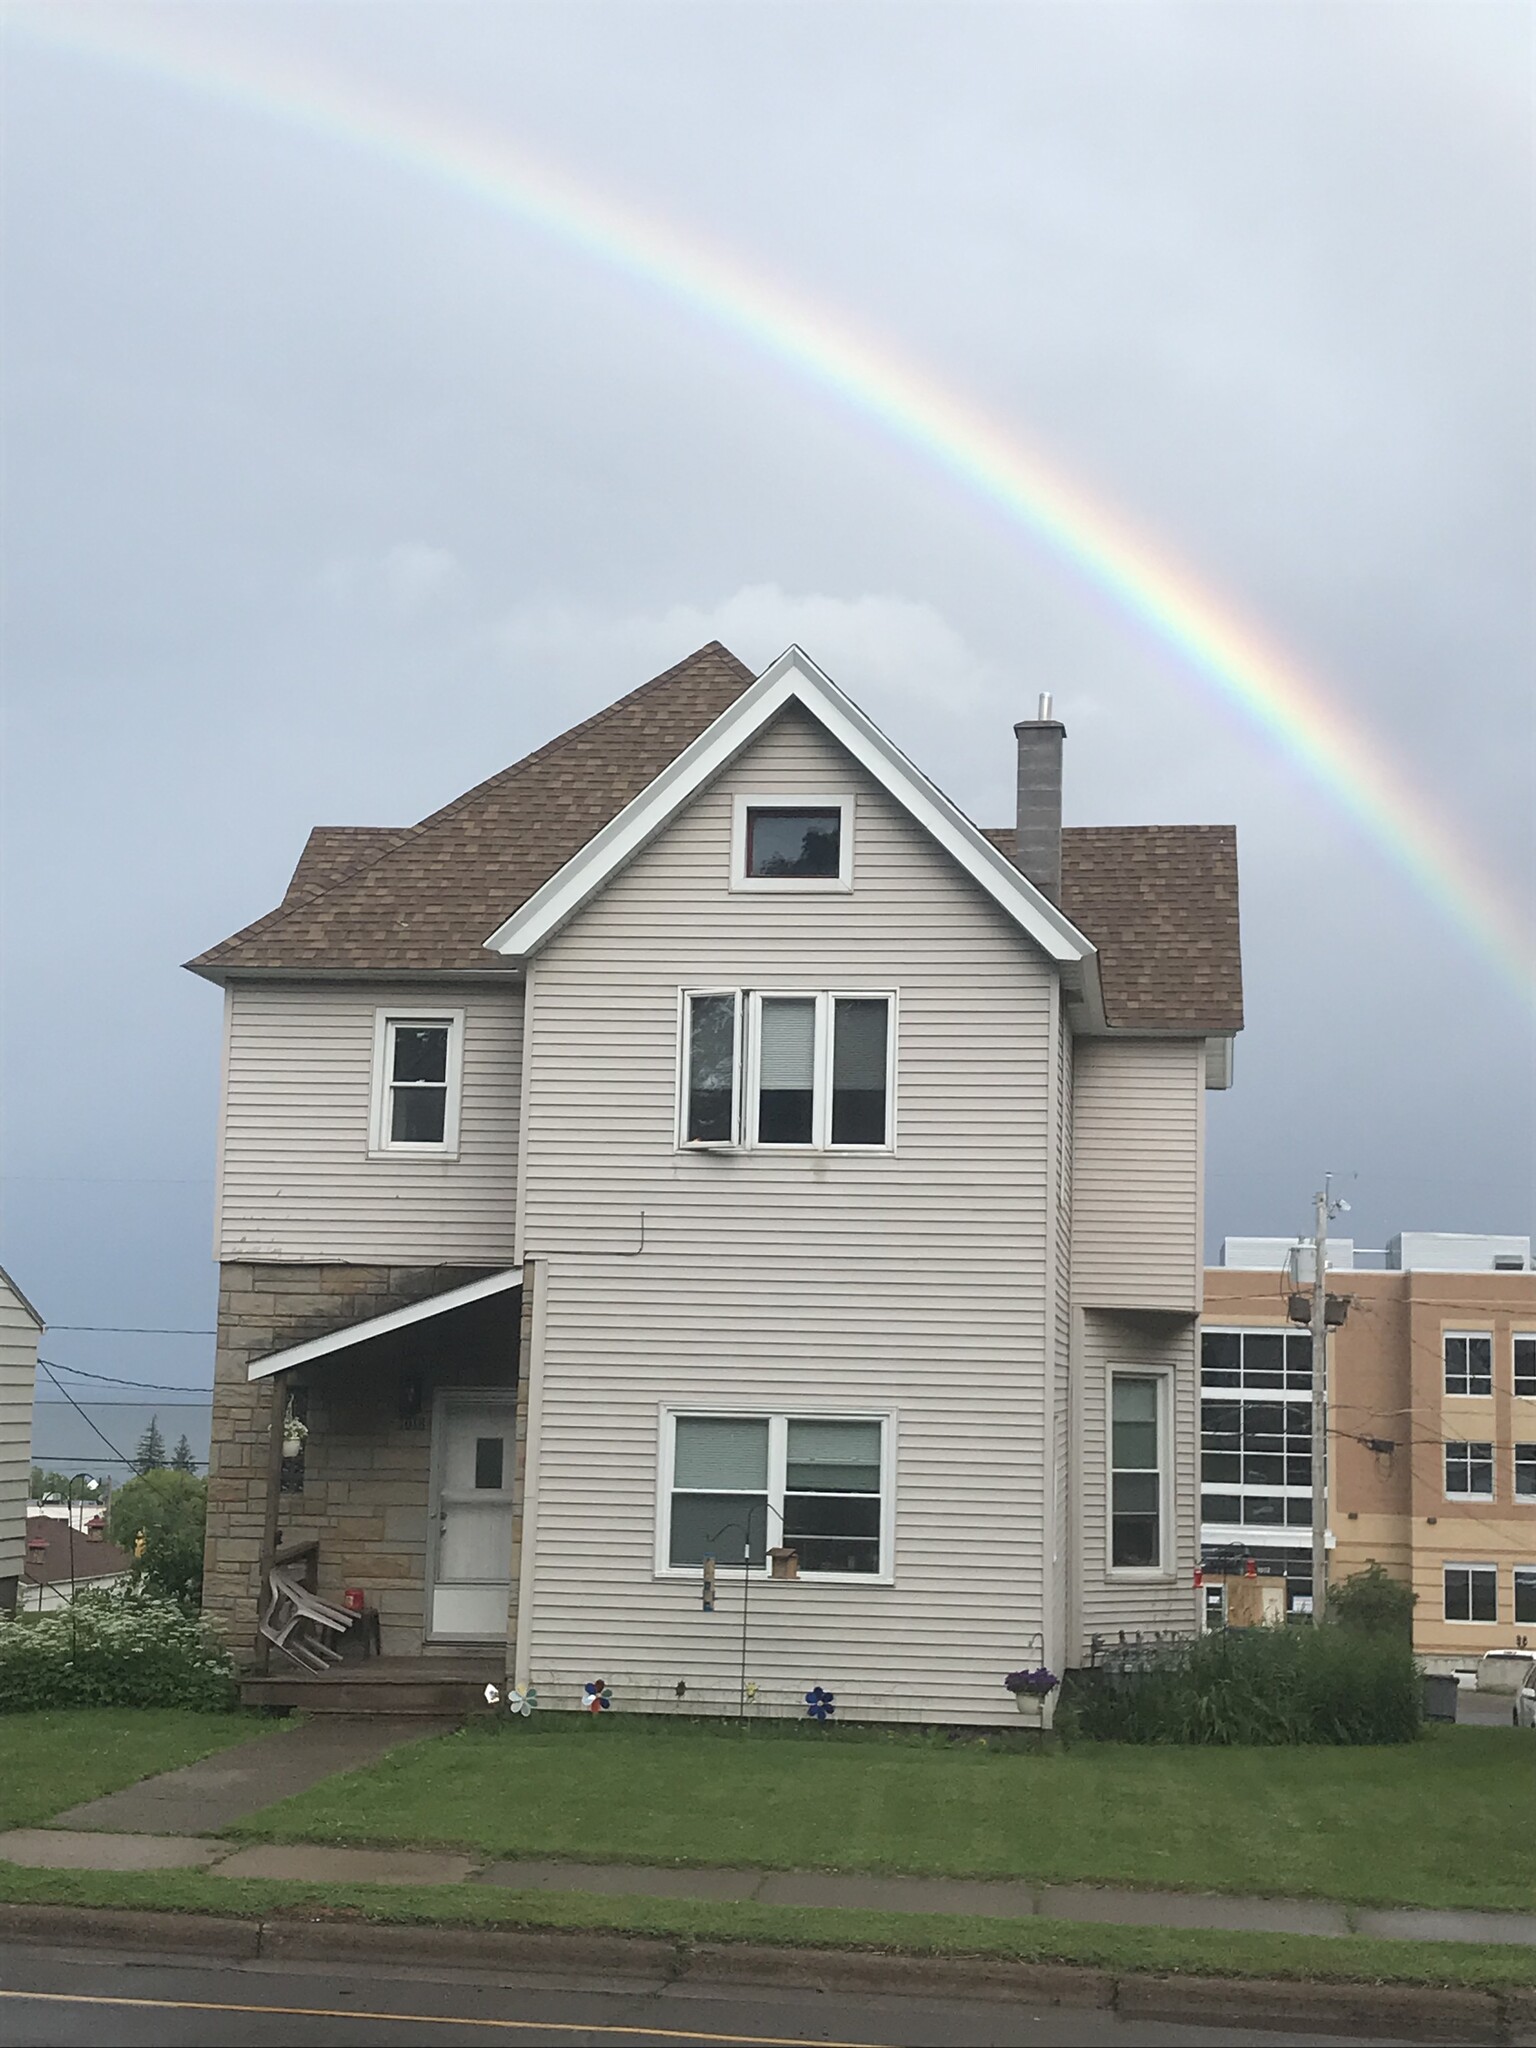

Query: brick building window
1444 1442 1494 1499
1444 1563 1498 1623
1516 1336 1536 1399
1444 1334 1492 1398
1515 1445 1536 1499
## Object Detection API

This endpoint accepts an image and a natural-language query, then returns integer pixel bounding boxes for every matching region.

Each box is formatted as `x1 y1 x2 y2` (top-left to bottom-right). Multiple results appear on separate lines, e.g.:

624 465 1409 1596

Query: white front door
428 1392 517 1641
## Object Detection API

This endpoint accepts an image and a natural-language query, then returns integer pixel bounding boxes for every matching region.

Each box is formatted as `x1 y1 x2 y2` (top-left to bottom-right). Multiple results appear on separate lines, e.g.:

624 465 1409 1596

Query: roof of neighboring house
188 642 1242 1032
0 1263 45 1329
22 1516 132 1588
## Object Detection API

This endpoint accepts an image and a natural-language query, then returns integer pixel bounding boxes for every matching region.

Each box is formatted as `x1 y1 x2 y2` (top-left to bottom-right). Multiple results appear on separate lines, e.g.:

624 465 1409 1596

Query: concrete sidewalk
1 1828 1532 1947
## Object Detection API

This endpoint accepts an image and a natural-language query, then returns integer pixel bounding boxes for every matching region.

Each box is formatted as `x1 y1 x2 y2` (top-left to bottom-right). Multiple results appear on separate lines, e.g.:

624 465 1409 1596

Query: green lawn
0 1867 1532 1994
0 1711 263 1830
232 1717 1535 1914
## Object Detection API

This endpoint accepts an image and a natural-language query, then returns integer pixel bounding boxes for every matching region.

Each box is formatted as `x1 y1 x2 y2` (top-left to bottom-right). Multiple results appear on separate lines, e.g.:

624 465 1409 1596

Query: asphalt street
0 1945 1392 2047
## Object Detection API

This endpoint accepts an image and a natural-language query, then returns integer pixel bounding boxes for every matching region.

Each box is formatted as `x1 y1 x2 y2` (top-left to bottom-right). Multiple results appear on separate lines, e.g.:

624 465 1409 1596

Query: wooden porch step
241 1654 502 1718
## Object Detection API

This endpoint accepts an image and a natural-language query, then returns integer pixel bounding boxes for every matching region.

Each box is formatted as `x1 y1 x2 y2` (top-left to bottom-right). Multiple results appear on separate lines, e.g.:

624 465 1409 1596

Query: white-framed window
678 990 895 1151
1444 1562 1498 1624
1515 1445 1536 1499
1515 1336 1536 1398
369 1011 464 1156
1109 1371 1170 1574
1445 1441 1495 1499
658 1409 891 1580
1516 1567 1536 1626
730 793 854 892
1444 1332 1492 1397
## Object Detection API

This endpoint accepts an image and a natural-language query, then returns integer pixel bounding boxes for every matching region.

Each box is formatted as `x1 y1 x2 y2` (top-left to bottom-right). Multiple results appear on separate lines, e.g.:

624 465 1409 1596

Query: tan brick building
1202 1234 1536 1669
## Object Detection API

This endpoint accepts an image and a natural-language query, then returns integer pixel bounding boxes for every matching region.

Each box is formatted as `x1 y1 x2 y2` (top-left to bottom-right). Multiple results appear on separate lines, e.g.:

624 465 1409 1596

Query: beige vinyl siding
219 984 522 1264
518 707 1058 1723
0 1288 41 1586
1075 1308 1198 1654
1052 999 1073 1656
1071 1038 1204 1311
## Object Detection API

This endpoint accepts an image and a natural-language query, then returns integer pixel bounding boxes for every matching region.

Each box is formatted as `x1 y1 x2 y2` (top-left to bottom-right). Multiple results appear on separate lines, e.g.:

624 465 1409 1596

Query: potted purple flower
1003 1667 1060 1706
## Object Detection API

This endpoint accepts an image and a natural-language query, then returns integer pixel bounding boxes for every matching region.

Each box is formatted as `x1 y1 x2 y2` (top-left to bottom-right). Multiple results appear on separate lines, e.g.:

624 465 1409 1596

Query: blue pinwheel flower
804 1686 835 1722
583 1679 614 1713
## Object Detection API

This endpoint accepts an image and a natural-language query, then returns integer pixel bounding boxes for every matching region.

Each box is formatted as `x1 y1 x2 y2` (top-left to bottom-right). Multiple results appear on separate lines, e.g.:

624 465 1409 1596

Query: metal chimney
1013 695 1066 900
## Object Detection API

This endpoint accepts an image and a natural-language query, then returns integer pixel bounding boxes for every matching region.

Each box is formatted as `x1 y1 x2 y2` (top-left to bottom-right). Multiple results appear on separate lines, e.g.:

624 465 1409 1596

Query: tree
107 1468 207 1606
169 1434 198 1473
1329 1560 1416 1640
133 1415 167 1475
29 1469 102 1504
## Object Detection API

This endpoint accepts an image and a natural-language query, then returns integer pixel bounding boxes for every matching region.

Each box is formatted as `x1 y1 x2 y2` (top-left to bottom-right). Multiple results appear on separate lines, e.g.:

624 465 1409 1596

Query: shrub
1330 1560 1417 1641
108 1469 207 1607
1066 1625 1421 1745
0 1588 238 1712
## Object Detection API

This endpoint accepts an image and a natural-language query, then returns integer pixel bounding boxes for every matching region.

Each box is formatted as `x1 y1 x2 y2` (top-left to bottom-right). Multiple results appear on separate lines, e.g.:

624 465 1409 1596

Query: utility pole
1309 1183 1331 1625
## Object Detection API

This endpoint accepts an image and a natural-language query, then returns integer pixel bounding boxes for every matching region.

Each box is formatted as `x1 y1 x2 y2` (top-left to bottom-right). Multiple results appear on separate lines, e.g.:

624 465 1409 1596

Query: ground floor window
1444 1562 1498 1623
1110 1374 1166 1570
663 1411 887 1576
1515 1568 1536 1625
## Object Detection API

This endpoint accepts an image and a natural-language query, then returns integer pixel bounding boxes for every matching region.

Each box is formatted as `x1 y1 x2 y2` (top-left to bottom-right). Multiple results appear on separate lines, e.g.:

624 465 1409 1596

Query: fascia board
485 645 1094 966
246 1267 522 1381
0 1264 45 1330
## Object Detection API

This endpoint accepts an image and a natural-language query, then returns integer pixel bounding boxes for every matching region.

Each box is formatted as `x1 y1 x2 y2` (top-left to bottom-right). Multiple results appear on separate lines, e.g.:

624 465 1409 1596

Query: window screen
783 1418 882 1574
831 998 889 1146
388 1023 450 1145
757 998 816 1145
1111 1376 1161 1568
669 1417 769 1565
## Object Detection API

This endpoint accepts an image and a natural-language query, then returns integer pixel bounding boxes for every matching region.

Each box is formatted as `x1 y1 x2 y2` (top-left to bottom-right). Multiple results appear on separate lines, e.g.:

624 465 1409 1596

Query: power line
36 1365 134 1470
49 1325 215 1336
36 1358 210 1394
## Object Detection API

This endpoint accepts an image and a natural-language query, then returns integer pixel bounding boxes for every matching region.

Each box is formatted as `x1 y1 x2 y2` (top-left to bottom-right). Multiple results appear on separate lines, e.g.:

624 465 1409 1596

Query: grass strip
1 1866 1533 1993
227 1718 1536 1915
0 1711 268 1831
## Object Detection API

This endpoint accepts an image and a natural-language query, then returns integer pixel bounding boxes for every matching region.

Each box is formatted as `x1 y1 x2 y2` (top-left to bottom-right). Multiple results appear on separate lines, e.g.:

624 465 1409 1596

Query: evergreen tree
169 1434 198 1473
133 1414 167 1475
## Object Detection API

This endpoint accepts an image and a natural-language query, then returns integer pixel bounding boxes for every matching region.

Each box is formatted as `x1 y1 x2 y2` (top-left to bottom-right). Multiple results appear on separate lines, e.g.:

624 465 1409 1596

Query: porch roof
246 1267 522 1381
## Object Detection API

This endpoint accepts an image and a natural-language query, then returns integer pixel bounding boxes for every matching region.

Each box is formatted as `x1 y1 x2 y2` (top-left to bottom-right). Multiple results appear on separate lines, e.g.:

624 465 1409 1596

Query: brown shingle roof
189 642 1241 1032
188 642 756 976
985 824 1243 1032
23 1515 133 1588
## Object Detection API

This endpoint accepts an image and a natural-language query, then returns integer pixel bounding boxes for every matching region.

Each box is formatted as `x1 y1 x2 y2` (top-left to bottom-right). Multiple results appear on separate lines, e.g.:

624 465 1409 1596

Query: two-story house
189 643 1242 1721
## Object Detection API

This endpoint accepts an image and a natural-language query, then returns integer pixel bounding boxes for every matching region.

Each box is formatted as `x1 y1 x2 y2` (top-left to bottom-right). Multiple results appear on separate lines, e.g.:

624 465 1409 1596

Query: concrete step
241 1659 499 1718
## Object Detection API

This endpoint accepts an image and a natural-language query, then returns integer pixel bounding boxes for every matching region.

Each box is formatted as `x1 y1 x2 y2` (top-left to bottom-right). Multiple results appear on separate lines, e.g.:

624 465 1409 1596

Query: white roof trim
246 1267 522 1381
0 1263 45 1330
483 647 1099 986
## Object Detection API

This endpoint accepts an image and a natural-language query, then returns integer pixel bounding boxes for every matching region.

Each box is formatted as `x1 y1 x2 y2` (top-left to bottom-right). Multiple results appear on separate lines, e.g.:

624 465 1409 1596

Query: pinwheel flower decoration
584 1679 614 1713
803 1686 835 1722
483 1682 538 1718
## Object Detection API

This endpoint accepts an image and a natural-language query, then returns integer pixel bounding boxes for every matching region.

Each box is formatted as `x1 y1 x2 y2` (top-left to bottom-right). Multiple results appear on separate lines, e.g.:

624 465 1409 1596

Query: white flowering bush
0 1588 238 1712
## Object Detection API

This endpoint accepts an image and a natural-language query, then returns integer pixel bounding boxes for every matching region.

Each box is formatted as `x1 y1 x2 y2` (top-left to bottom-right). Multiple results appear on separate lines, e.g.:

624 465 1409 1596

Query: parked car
1515 1670 1536 1730
1476 1650 1536 1695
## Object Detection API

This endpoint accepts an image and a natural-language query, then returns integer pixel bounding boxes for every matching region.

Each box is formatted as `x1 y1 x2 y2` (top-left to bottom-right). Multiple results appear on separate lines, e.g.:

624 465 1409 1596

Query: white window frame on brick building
1444 1441 1495 1500
369 1010 465 1158
1443 1332 1493 1398
1444 1562 1498 1624
1515 1336 1536 1399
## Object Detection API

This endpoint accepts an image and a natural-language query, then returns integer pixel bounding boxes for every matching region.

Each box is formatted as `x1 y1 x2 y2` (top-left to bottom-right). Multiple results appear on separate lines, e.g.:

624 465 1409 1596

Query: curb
0 1903 1526 2043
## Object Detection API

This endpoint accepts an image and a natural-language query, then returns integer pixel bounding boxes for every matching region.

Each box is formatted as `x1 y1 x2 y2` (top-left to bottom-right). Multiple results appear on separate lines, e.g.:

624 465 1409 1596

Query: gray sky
3 2 1533 1398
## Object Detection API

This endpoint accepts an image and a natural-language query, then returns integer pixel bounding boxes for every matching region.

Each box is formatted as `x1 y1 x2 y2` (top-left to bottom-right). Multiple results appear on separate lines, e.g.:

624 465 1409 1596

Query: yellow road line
0 1986 887 2046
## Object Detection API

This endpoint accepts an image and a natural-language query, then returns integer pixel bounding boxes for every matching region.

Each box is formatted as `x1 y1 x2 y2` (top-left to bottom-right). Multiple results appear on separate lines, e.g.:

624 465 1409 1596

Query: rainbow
17 10 1534 1004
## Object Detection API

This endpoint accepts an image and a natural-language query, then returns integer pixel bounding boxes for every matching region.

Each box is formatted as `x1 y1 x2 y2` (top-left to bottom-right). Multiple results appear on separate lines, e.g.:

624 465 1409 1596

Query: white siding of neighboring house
218 983 523 1264
1070 1038 1205 1312
0 1279 42 1595
516 706 1064 1722
1072 1308 1200 1653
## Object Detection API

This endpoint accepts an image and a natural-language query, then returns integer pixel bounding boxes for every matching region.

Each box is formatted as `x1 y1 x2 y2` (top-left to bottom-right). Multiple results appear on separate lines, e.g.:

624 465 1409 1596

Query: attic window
732 796 853 891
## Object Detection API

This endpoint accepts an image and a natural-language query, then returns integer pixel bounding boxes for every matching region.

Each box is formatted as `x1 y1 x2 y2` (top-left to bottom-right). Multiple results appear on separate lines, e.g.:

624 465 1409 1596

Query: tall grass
1067 1627 1421 1745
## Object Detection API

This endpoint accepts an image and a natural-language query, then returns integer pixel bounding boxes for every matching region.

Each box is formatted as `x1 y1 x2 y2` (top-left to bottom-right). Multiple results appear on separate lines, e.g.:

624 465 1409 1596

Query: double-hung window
1516 1568 1536 1625
680 990 894 1150
662 1412 889 1577
1515 1337 1536 1399
1514 1445 1536 1499
1445 1442 1494 1499
1444 1562 1497 1623
1444 1333 1492 1397
1110 1373 1167 1571
371 1012 463 1155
